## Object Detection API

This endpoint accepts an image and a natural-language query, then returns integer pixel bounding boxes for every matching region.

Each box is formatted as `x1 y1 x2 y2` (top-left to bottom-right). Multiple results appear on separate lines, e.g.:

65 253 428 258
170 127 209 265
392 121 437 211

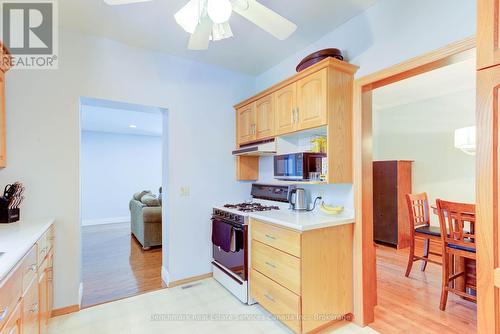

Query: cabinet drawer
251 220 301 257
0 265 22 331
46 225 55 252
252 240 301 295
37 226 54 267
250 269 301 334
20 245 38 293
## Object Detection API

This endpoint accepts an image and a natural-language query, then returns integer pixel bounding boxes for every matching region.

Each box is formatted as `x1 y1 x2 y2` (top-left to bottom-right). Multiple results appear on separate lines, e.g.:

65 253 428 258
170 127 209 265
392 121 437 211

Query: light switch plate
180 186 190 197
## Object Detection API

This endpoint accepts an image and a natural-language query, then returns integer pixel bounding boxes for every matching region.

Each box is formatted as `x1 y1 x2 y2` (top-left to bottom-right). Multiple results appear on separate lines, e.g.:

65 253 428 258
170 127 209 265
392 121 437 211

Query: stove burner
223 203 280 212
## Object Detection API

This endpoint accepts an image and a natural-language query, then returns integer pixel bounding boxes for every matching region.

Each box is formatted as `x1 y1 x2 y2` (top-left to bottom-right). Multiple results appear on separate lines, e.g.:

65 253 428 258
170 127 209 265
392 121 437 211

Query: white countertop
0 218 55 281
248 209 355 231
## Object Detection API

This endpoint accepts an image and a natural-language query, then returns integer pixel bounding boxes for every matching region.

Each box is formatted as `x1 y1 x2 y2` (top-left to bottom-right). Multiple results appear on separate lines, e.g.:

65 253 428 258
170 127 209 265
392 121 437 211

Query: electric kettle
288 188 308 211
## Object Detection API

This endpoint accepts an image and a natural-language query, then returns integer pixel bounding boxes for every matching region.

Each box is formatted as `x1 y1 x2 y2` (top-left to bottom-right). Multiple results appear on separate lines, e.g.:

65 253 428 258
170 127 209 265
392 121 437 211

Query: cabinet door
236 104 256 145
0 72 5 168
22 279 39 334
0 302 21 334
478 0 500 69
275 83 297 135
47 252 53 318
255 95 275 140
476 64 500 334
38 270 48 334
296 69 327 131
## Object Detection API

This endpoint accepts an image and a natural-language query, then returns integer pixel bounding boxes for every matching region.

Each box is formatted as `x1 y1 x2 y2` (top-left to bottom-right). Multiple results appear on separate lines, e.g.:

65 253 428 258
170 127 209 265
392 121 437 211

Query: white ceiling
373 55 476 111
81 103 163 137
60 0 378 75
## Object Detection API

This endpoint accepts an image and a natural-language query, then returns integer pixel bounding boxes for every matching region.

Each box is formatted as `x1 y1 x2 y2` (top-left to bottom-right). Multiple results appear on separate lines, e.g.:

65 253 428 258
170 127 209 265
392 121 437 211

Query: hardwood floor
369 244 477 334
81 222 165 308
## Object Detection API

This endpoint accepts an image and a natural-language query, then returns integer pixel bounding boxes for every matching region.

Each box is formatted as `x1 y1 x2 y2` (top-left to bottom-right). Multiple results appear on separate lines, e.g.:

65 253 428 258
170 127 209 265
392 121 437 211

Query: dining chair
405 193 442 277
436 199 476 311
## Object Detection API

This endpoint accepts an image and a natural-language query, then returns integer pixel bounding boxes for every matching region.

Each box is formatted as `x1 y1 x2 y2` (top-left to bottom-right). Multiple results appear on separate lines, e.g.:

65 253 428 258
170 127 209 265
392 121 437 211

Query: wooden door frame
352 36 477 326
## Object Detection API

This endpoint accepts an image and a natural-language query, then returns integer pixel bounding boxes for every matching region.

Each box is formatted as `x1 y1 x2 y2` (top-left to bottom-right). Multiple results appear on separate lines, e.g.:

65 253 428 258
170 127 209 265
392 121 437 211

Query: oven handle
211 217 245 231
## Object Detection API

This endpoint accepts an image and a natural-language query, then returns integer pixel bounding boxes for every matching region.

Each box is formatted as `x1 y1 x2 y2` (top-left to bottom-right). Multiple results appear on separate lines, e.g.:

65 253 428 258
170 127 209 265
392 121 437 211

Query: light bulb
207 0 232 24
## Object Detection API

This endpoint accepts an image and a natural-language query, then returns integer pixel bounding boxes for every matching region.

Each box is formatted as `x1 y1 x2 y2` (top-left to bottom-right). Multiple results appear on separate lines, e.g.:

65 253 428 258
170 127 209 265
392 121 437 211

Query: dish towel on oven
211 219 232 252
230 227 237 252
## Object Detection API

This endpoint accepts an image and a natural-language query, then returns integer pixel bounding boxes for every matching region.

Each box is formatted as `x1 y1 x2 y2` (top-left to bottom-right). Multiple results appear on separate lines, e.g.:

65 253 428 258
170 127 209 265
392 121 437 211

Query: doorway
369 56 476 332
352 37 477 328
79 97 167 308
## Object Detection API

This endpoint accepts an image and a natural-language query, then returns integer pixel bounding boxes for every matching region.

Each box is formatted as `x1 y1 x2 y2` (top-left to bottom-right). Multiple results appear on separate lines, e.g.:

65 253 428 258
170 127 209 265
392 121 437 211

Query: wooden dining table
431 205 477 297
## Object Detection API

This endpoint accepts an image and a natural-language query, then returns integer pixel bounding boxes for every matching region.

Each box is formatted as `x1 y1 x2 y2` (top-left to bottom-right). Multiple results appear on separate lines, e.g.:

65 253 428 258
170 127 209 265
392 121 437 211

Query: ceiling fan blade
233 0 297 40
188 17 213 50
104 0 152 5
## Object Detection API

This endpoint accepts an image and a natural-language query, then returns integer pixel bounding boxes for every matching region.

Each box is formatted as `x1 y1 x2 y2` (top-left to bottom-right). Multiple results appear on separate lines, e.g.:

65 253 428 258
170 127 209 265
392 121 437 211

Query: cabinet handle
264 294 275 303
291 108 295 124
264 234 276 240
0 307 9 321
265 261 277 269
295 108 299 123
30 303 39 313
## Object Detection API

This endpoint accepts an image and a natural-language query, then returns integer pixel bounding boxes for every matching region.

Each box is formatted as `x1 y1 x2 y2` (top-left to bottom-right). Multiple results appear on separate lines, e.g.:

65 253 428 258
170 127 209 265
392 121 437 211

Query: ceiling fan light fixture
207 0 232 24
174 0 201 34
211 22 233 41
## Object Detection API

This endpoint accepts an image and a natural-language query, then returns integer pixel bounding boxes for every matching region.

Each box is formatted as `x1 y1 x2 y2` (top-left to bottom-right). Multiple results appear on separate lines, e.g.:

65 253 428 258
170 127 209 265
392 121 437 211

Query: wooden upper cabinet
236 103 256 145
296 68 327 131
478 0 500 69
0 44 9 169
275 83 297 135
0 72 5 168
233 58 358 183
255 94 275 140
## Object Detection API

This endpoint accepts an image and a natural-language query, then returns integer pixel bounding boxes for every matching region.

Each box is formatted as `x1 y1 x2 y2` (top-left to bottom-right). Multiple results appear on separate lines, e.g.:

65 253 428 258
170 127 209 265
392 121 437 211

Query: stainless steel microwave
274 152 326 180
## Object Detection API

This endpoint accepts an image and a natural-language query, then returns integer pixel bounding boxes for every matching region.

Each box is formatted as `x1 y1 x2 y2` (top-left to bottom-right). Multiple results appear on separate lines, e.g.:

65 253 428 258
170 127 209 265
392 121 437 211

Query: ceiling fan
103 0 297 50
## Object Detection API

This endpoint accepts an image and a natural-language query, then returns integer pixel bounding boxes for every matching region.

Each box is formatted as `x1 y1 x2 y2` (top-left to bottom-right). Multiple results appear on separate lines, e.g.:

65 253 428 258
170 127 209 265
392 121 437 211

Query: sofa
130 190 162 250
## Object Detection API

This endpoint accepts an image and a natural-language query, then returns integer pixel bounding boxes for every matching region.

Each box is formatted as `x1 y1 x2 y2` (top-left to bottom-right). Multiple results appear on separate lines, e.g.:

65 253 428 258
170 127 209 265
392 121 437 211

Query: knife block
0 202 20 223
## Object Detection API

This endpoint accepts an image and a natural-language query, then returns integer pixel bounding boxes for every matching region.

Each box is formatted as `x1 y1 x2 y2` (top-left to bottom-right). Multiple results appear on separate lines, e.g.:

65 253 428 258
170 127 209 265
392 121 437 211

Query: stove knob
229 214 235 220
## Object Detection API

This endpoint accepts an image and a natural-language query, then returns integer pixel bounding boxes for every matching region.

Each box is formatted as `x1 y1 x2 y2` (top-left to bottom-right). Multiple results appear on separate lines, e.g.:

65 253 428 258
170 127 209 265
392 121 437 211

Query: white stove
211 184 294 304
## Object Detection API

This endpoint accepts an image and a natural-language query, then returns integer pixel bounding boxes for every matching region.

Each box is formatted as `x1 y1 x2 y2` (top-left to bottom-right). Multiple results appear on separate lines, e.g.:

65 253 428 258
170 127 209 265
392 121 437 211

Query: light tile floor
49 278 379 334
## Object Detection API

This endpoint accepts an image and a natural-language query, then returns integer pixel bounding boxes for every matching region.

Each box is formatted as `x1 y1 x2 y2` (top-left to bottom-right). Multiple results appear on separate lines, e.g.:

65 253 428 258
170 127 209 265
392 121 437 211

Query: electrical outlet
180 186 190 197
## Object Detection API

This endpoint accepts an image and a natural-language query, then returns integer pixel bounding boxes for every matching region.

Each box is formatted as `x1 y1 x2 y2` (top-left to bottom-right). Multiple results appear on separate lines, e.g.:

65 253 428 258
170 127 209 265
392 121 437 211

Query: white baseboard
81 216 130 226
161 266 170 286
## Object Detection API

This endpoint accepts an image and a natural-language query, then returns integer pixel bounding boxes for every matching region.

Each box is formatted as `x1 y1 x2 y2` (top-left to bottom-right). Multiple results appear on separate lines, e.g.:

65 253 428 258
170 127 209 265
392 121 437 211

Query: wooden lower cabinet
0 224 54 334
250 219 353 334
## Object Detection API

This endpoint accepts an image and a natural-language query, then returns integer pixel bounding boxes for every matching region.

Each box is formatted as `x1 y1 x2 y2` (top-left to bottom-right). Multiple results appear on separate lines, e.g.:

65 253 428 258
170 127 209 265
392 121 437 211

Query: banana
319 202 344 215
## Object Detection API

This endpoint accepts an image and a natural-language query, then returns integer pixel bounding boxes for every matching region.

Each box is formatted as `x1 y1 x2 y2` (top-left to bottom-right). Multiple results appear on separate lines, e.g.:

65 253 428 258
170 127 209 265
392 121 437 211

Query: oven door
212 218 247 282
274 153 304 180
